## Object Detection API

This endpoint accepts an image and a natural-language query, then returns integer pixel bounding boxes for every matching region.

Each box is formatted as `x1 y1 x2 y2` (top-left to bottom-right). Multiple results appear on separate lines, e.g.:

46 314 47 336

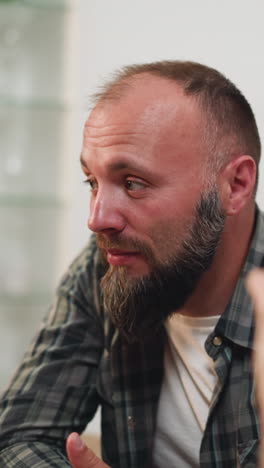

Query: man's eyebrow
107 159 154 178
108 160 132 171
80 154 88 168
80 154 154 178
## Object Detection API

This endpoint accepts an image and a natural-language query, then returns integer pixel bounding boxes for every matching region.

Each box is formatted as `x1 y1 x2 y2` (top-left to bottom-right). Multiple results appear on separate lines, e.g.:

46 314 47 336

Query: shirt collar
215 206 264 350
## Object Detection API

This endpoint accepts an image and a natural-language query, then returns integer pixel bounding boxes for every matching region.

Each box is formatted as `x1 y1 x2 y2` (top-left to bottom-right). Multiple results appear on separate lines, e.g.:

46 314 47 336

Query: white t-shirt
152 313 220 468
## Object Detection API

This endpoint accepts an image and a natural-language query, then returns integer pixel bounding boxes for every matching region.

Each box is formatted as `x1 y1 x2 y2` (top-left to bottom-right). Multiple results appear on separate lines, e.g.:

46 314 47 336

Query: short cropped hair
93 60 261 188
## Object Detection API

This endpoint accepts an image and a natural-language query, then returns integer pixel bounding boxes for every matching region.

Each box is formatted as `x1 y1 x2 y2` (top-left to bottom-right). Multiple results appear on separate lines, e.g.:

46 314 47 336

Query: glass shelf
0 0 74 391
0 0 72 11
0 4 71 101
0 195 65 207
0 106 72 197
0 204 63 296
0 96 70 110
1 292 53 306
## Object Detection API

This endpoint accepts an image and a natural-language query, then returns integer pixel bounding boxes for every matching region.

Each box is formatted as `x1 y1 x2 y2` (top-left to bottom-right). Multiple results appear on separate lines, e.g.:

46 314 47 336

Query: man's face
81 76 225 340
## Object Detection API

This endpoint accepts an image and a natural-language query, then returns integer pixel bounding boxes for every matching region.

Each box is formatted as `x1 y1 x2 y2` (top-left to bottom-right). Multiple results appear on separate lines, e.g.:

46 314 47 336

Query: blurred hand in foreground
246 268 264 468
66 432 110 468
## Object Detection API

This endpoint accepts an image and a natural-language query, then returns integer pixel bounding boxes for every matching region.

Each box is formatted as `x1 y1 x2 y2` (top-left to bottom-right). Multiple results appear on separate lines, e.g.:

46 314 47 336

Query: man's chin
114 261 151 279
106 263 152 282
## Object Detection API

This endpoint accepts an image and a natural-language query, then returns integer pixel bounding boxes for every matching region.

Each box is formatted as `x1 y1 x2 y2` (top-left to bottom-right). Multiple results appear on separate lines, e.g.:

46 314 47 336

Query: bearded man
0 61 262 468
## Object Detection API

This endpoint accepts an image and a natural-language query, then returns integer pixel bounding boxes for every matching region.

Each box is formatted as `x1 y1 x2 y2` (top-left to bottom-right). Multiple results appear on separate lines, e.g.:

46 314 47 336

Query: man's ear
219 155 256 215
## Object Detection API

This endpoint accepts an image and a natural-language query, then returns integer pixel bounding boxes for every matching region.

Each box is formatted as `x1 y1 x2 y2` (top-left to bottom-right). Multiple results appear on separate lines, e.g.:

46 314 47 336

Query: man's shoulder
57 235 104 296
67 234 100 274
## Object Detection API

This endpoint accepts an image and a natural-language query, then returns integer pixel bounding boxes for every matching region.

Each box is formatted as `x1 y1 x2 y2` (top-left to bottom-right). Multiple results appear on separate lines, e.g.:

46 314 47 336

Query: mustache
96 233 154 258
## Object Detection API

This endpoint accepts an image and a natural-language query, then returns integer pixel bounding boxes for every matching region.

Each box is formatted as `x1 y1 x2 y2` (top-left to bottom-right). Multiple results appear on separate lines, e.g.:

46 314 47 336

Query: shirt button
127 416 137 428
212 336 223 346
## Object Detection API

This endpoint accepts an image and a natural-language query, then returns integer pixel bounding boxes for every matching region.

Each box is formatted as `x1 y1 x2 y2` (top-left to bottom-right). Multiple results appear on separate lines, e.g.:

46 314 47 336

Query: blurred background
1 0 264 436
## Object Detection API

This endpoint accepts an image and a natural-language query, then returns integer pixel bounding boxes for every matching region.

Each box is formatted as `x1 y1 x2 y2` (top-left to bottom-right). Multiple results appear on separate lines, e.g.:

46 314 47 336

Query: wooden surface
81 432 101 457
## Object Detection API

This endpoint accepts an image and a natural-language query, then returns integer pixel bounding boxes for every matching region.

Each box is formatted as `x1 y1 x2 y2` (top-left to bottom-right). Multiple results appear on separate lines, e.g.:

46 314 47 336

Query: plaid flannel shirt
0 208 264 467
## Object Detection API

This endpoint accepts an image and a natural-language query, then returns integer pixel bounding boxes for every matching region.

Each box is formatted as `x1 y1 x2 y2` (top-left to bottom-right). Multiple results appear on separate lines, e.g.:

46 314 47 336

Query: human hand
66 432 110 468
245 268 264 468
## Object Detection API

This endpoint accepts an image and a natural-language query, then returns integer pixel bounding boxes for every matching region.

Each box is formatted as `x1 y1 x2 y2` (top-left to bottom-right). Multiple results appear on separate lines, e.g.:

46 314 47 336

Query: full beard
98 187 225 342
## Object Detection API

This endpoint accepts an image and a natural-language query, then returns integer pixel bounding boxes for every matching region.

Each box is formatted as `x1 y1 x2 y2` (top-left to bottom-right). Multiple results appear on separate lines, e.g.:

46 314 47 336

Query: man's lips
106 248 141 266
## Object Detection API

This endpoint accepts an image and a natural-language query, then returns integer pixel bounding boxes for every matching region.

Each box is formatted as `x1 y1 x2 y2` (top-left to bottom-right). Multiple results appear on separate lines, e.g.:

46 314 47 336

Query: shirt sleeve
0 237 105 467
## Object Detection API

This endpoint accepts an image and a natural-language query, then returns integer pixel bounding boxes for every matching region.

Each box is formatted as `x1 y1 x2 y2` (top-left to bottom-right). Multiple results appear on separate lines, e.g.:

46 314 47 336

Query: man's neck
179 206 255 318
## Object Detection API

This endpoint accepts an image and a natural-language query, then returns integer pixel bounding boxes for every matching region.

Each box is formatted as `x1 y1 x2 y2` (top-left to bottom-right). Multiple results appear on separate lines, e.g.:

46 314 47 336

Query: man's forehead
87 75 201 129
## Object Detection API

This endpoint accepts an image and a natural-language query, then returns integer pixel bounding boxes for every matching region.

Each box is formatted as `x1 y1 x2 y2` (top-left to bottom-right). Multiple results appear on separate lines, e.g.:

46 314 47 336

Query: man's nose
88 191 125 234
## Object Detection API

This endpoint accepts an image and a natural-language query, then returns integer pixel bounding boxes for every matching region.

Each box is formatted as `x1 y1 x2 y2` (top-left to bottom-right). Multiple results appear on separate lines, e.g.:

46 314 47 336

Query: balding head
91 60 261 191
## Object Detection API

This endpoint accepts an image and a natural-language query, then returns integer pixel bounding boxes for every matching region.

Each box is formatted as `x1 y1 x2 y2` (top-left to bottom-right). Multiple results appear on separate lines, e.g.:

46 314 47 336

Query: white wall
68 0 264 261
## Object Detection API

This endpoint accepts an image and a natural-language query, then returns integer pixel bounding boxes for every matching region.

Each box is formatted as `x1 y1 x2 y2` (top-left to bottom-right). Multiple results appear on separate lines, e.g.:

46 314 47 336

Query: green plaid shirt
0 208 264 468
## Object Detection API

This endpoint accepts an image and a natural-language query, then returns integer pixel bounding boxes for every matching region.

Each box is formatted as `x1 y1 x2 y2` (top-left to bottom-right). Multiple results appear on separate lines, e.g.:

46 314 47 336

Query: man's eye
125 179 146 191
83 178 98 191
